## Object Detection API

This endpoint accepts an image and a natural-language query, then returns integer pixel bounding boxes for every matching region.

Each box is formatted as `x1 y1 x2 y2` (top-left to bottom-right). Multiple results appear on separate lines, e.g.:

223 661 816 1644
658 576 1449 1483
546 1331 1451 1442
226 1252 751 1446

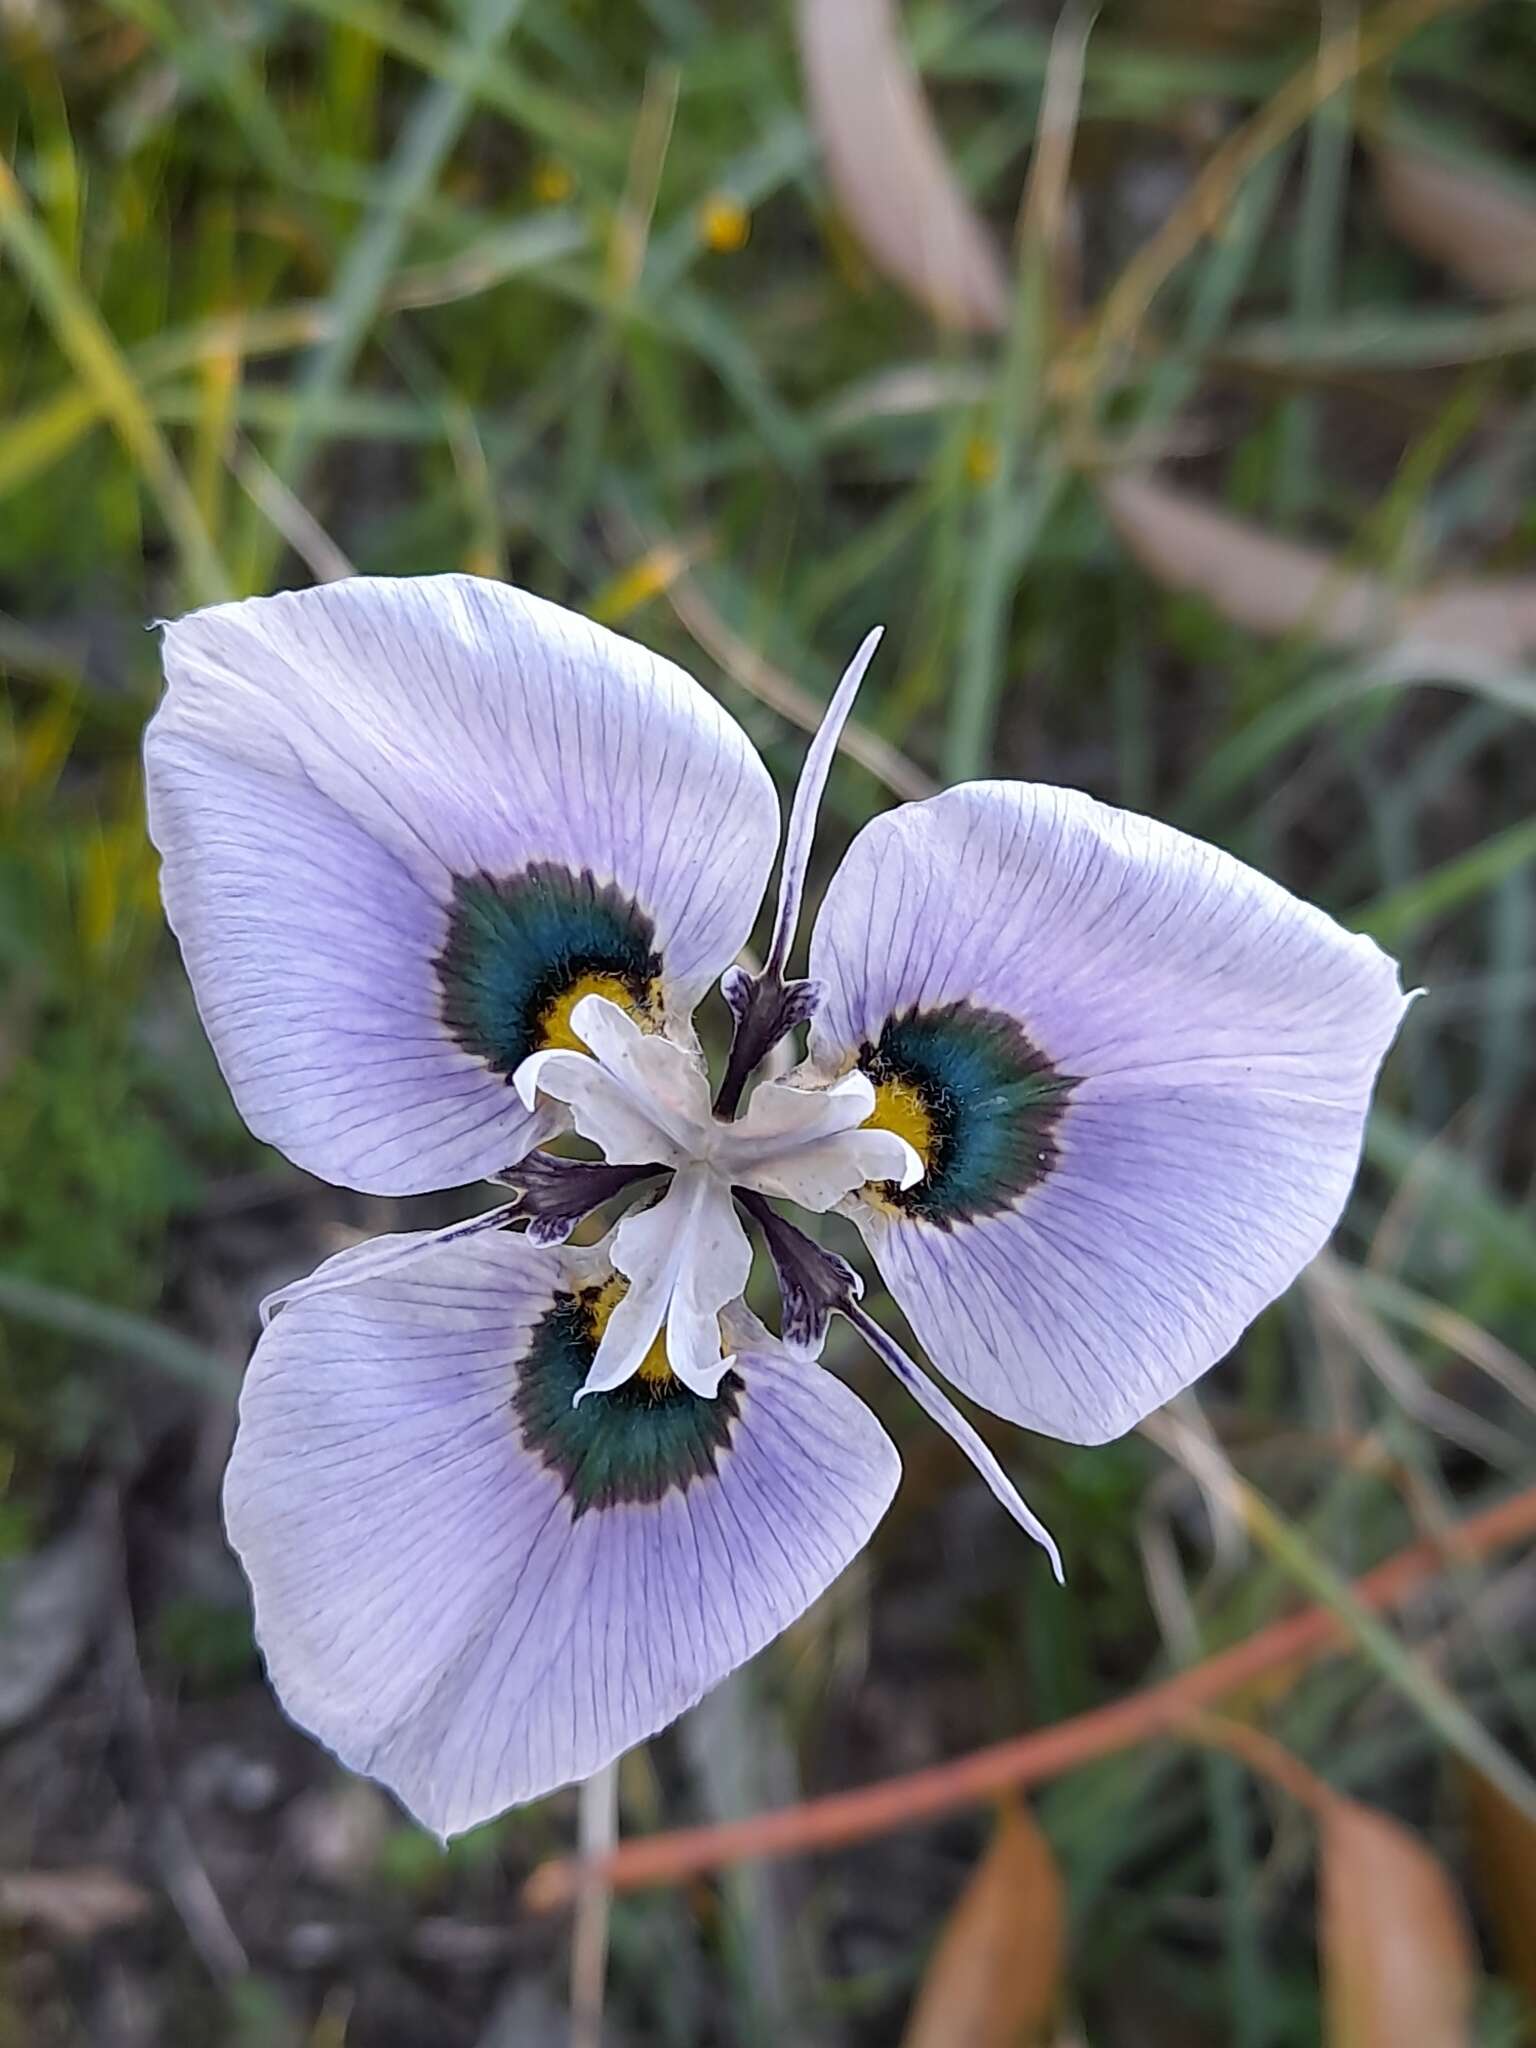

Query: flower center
513 1283 742 1513
586 1272 677 1388
436 861 663 1077
511 994 922 1397
864 1072 936 1175
859 1001 1077 1227
538 972 654 1055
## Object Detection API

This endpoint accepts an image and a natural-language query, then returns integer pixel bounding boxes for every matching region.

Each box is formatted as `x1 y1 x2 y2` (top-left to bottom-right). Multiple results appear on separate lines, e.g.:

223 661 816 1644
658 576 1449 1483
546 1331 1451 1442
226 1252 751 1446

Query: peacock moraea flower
144 577 1408 1836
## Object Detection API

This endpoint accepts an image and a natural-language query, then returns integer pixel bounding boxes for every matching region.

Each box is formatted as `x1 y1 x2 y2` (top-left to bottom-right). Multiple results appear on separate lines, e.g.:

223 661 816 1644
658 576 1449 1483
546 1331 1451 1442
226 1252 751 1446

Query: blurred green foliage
2 1 1536 2043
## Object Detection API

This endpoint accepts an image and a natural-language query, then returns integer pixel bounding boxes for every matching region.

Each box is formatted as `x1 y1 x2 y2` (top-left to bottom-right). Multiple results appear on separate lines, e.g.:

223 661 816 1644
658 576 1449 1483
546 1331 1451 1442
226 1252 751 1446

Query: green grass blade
1238 1481 1536 1826
0 160 228 605
0 1273 233 1393
247 0 530 584
1355 815 1536 947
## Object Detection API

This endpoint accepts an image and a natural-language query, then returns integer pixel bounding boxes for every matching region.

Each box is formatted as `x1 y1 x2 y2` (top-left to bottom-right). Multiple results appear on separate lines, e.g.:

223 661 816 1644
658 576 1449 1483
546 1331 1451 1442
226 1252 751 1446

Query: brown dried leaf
1320 1798 1476 2048
285 1781 391 1885
1373 139 1536 302
1101 0 1318 51
1098 472 1399 647
901 1801 1064 2048
794 0 1007 333
1098 471 1536 666
0 1867 152 1943
1463 1763 1536 2019
1407 582 1536 669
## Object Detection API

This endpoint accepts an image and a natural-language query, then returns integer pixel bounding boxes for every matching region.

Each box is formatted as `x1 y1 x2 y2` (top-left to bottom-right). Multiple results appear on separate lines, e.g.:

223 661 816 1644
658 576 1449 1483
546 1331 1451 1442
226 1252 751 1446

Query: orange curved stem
524 1485 1536 1910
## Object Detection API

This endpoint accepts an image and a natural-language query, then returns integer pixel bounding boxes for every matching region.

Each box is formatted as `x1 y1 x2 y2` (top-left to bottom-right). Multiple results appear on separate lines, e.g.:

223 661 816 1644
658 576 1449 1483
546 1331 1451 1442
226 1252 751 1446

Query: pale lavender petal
810 782 1410 1443
146 576 778 1194
223 1233 898 1838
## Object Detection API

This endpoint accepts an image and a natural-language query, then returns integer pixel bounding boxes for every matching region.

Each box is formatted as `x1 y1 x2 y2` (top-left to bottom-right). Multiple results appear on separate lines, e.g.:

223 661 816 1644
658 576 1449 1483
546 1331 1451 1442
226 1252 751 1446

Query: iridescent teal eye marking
860 1002 1076 1228
437 862 663 1076
515 1285 742 1514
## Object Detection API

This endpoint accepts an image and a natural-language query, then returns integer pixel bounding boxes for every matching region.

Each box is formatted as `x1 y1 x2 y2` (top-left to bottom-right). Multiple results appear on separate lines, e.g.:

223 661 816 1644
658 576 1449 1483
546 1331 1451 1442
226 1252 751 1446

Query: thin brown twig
109 1498 248 1981
524 1483 1536 1909
1182 1712 1344 1818
596 496 933 803
1072 0 1471 425
653 546 937 804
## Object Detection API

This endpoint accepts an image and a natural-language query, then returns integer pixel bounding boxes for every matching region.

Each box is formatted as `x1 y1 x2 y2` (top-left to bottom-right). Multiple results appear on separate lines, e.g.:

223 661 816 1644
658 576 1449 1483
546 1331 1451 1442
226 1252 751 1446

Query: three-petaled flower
145 577 1408 1837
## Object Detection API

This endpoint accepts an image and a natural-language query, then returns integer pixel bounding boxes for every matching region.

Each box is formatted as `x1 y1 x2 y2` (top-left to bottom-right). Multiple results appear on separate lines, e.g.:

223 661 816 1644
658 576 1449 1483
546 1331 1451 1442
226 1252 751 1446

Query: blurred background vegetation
2 0 1536 2042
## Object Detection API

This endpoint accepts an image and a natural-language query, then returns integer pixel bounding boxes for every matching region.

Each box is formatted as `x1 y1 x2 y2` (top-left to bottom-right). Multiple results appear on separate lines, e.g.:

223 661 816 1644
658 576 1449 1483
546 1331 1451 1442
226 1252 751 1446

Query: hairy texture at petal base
146 576 778 1194
514 994 714 1165
516 1281 742 1512
437 864 664 1076
810 782 1410 1443
223 1236 899 1838
718 1068 923 1211
859 1001 1076 1226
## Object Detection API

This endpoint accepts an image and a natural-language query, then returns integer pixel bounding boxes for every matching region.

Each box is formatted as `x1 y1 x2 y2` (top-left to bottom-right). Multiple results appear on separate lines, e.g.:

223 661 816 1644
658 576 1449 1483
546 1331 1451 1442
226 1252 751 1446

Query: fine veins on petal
224 1232 899 1836
146 575 778 1195
148 575 1414 1839
810 779 1410 1444
437 862 664 1075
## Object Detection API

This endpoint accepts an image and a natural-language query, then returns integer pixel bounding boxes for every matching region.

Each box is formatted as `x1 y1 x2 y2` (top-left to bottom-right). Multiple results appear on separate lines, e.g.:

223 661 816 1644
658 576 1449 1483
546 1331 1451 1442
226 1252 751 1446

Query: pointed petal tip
892 1134 924 1191
849 1304 1064 1570
669 1349 738 1400
567 990 633 1046
510 1054 548 1112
